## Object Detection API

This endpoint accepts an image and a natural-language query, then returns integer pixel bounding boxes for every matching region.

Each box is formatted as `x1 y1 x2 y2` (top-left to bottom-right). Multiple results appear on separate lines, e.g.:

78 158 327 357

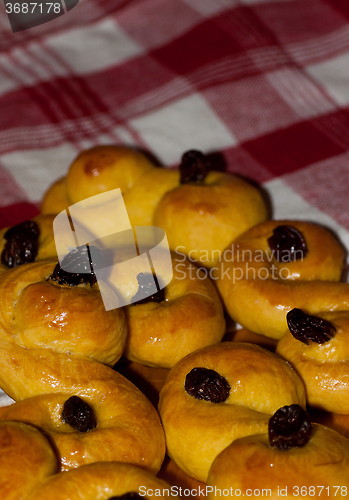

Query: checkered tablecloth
0 0 348 412
0 0 348 253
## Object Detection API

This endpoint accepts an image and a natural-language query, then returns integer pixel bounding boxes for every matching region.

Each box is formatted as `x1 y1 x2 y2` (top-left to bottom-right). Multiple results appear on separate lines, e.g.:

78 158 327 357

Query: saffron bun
207 410 349 498
40 145 178 226
0 421 57 500
0 420 171 499
0 339 166 472
32 463 177 500
125 253 226 368
277 309 349 413
41 177 70 215
158 342 306 482
123 167 179 226
0 260 126 366
154 169 268 267
66 145 155 204
40 145 155 215
0 215 56 271
216 220 346 339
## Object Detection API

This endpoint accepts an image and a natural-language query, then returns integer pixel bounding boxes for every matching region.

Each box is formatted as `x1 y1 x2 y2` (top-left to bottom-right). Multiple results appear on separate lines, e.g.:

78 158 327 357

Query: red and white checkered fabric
0 0 348 408
0 0 348 249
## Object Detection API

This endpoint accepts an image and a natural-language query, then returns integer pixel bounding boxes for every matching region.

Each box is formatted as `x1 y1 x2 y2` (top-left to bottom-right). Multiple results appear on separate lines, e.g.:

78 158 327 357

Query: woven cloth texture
0 0 348 247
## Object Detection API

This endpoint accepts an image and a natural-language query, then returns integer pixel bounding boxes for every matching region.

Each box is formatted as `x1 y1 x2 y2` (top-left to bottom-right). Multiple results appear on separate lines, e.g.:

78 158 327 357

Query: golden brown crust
0 260 126 365
123 167 179 226
31 462 177 500
0 421 172 499
277 311 349 413
0 421 57 500
158 342 305 482
207 425 349 498
125 254 225 368
66 145 154 204
0 340 166 472
154 171 268 267
216 220 347 338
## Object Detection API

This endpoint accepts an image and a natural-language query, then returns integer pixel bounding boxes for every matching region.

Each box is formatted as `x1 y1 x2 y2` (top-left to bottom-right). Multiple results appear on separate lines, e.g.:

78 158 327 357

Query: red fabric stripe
0 202 39 229
242 111 347 175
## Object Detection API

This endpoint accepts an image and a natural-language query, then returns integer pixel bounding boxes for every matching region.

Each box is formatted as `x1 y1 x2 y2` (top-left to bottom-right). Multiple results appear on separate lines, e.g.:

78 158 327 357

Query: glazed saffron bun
32 463 177 500
207 405 349 498
40 145 155 214
0 259 126 366
0 421 171 499
277 309 349 413
125 253 225 368
40 145 178 228
0 215 56 271
123 167 179 226
216 220 347 339
0 421 57 500
154 151 268 267
0 339 166 472
158 342 306 482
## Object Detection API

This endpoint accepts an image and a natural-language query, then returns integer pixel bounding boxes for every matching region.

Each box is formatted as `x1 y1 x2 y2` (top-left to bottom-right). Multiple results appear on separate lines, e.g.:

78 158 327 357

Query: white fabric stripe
181 0 236 16
266 67 335 118
0 120 133 155
121 50 277 120
0 393 14 408
2 143 78 200
130 93 236 164
30 41 120 143
11 45 111 147
116 77 194 120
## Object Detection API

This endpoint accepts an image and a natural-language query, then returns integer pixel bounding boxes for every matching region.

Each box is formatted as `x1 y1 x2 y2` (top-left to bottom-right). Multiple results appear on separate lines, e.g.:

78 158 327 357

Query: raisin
49 245 101 286
269 404 312 451
185 367 230 403
109 495 143 500
1 220 40 268
61 396 97 433
267 225 308 262
131 272 165 305
287 308 336 345
179 150 209 184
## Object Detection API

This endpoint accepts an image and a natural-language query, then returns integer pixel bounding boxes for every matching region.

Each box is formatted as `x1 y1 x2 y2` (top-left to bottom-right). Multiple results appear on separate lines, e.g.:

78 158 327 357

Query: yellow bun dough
125 253 225 368
216 220 346 339
277 309 349 413
0 421 57 500
41 177 70 215
208 406 349 498
32 463 178 500
0 420 172 499
0 260 126 366
158 342 305 482
0 339 166 472
154 160 268 268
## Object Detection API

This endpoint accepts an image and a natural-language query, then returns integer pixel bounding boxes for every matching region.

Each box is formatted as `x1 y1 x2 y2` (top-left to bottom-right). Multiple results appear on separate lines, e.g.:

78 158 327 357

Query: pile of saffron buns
0 145 349 499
